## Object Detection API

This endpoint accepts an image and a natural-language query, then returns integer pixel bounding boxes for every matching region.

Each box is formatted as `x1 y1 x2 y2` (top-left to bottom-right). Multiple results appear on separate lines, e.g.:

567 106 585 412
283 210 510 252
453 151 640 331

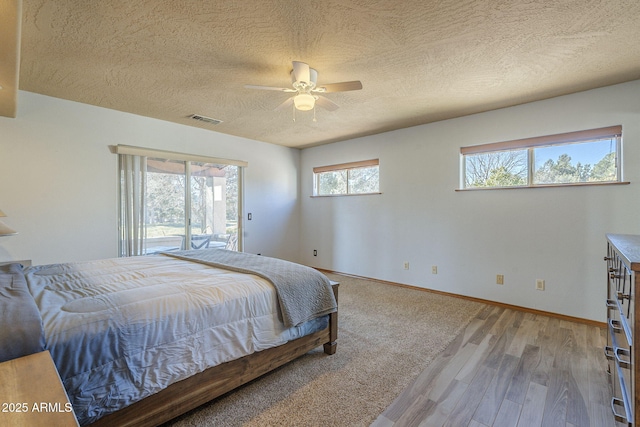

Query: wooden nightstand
0 351 78 426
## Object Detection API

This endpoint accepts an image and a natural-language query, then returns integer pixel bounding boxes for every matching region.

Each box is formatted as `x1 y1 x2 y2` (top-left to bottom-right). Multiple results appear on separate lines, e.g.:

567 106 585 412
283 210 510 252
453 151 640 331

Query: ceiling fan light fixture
246 61 362 113
293 93 315 111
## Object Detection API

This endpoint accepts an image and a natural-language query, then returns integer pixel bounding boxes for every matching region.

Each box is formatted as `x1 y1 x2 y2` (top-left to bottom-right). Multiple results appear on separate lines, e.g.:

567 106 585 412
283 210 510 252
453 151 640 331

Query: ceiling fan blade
245 84 296 92
315 95 339 111
274 97 295 111
315 80 363 93
292 61 311 84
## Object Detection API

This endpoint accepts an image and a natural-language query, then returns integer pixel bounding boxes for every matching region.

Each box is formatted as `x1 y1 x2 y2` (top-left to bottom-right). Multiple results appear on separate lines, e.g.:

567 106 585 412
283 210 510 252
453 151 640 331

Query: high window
115 145 245 256
460 126 623 189
313 159 380 196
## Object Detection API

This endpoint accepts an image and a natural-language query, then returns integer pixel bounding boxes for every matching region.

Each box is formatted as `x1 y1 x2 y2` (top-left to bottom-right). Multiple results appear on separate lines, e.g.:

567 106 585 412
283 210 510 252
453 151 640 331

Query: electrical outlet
313 250 317 256
432 266 438 274
536 279 545 291
403 261 410 270
496 274 504 285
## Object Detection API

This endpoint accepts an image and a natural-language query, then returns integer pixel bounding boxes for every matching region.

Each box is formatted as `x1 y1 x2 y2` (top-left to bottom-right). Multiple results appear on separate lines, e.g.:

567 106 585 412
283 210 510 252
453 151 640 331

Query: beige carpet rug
165 273 485 427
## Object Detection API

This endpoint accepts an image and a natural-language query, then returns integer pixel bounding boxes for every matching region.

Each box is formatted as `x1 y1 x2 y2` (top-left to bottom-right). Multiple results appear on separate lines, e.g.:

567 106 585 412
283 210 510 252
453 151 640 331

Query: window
460 126 623 189
115 145 245 256
313 159 380 196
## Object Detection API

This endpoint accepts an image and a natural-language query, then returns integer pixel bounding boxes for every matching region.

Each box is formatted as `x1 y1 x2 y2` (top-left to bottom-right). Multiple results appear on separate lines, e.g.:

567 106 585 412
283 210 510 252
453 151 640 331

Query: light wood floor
372 304 618 427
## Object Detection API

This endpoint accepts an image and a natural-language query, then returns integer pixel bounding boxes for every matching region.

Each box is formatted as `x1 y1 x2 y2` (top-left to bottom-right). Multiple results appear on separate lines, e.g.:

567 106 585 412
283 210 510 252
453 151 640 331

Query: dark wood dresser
606 234 640 426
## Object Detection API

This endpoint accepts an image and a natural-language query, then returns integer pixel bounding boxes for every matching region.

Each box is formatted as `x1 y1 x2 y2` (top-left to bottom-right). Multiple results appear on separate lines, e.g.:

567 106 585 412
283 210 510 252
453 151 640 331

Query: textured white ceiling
9 0 640 147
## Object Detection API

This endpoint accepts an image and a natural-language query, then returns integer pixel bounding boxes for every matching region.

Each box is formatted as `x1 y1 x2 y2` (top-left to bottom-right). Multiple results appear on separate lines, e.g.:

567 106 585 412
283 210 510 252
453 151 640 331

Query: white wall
300 80 640 322
3 83 638 322
0 91 301 264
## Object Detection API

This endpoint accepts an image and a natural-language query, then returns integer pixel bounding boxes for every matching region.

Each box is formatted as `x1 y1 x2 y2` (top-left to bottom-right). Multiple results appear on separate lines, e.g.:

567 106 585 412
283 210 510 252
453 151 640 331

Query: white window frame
459 126 625 190
312 159 380 197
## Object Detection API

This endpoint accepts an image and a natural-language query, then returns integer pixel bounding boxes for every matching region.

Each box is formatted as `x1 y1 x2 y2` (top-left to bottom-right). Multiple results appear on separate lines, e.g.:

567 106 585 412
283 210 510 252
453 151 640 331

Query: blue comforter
19 253 330 425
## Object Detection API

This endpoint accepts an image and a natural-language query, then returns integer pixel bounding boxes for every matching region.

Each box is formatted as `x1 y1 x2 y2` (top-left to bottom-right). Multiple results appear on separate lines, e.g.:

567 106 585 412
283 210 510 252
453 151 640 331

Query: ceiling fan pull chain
292 103 296 122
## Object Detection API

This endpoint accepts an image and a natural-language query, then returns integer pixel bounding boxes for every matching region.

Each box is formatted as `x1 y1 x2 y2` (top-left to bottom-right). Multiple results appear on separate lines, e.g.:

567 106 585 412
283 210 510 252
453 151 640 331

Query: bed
0 249 338 427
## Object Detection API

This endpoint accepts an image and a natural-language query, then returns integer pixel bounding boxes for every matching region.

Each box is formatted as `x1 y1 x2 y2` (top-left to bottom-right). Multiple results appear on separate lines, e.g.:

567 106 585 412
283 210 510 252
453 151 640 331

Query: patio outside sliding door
189 162 240 251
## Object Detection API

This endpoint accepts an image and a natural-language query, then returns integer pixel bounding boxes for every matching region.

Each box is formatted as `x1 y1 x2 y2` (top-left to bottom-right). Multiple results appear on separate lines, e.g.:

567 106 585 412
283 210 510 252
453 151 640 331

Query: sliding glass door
119 151 243 256
144 158 187 254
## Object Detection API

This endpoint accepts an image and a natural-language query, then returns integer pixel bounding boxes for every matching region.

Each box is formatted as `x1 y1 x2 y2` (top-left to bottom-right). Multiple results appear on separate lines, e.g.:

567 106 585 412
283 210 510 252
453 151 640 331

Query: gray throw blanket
163 249 337 328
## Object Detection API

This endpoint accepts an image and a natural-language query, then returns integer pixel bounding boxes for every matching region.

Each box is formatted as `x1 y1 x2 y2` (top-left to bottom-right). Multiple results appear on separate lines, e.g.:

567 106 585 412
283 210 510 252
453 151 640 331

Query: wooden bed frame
87 282 338 427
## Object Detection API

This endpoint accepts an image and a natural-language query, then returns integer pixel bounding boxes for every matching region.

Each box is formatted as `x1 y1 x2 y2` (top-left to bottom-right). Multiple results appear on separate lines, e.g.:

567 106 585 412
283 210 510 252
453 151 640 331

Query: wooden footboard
88 282 338 427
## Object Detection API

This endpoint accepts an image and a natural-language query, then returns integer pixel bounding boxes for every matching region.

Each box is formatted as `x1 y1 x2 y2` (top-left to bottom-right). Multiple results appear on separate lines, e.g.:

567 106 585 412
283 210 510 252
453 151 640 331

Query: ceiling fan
245 61 363 113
